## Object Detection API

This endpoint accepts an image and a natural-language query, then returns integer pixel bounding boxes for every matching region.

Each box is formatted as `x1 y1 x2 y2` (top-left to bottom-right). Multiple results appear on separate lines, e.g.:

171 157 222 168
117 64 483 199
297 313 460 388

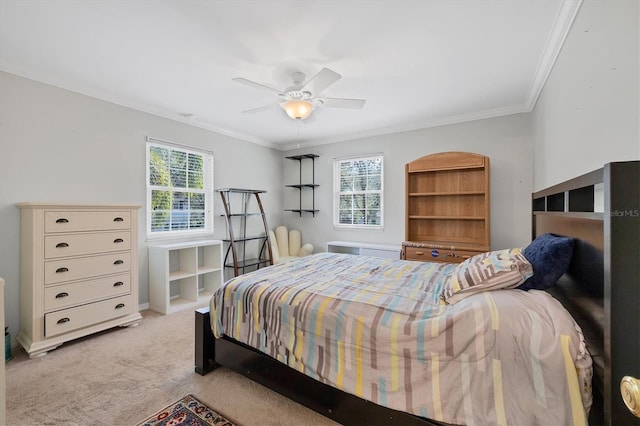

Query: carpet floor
5 306 338 426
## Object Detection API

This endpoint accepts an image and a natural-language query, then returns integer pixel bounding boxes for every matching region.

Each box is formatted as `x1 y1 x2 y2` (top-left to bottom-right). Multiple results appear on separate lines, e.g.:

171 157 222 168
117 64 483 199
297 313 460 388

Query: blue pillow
517 233 574 291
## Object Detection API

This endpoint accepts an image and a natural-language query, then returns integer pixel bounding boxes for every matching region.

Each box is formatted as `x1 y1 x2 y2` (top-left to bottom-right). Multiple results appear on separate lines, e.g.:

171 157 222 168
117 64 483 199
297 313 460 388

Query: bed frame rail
195 307 443 426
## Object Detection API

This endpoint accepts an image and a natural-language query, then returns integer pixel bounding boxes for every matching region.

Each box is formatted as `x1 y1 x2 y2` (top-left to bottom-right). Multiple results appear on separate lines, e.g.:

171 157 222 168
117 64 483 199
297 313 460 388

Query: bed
195 160 640 425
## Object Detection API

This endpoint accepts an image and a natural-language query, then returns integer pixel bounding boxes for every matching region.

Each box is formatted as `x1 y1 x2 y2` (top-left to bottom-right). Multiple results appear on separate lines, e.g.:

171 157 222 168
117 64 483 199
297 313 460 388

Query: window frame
145 139 214 240
332 153 384 230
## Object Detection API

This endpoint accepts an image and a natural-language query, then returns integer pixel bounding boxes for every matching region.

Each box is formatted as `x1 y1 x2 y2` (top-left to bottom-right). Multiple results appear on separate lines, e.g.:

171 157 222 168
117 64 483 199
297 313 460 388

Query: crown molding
279 103 531 151
524 0 583 111
0 66 278 149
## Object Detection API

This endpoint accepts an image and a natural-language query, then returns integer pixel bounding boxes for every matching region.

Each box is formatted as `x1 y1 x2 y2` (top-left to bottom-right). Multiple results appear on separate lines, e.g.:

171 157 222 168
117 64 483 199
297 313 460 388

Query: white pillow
442 248 533 304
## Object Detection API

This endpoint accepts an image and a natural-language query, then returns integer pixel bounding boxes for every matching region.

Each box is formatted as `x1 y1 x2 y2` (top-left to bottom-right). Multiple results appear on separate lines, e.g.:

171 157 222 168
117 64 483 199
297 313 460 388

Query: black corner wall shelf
285 154 319 217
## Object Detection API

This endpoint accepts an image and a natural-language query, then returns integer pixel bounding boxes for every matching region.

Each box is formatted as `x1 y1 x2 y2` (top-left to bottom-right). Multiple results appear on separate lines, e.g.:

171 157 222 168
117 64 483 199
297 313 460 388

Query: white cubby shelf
148 240 223 315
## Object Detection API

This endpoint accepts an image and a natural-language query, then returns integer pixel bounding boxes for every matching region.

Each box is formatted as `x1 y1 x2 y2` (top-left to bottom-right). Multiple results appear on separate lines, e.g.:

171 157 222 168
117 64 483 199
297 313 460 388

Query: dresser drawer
44 294 135 337
44 211 132 233
45 231 131 259
44 273 131 311
403 246 482 263
44 253 131 285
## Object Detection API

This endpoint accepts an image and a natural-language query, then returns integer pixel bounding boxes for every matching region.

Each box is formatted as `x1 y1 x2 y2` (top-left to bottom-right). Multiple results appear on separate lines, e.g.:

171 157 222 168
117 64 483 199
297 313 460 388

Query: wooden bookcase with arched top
402 151 490 263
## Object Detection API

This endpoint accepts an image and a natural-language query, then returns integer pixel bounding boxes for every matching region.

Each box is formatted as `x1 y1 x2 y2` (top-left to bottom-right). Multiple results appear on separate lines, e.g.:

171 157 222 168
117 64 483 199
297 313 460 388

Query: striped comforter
210 253 592 425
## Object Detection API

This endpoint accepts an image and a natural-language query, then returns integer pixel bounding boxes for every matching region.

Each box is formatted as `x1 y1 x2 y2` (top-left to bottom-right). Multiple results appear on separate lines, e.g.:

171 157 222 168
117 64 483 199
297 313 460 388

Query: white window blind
146 139 213 238
333 154 384 229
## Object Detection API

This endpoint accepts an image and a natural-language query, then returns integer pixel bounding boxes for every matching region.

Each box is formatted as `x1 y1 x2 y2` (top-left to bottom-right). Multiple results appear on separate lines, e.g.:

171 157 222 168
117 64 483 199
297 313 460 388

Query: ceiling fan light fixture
284 100 313 120
234 68 365 120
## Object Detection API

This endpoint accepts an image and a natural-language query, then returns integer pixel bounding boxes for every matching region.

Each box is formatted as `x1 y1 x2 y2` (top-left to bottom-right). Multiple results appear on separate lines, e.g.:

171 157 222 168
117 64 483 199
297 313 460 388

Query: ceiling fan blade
302 68 341 95
232 77 283 97
241 102 281 114
319 97 366 109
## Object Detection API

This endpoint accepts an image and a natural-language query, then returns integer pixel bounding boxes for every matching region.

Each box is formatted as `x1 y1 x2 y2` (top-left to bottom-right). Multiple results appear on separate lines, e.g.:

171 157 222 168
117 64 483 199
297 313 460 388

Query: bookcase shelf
403 152 490 263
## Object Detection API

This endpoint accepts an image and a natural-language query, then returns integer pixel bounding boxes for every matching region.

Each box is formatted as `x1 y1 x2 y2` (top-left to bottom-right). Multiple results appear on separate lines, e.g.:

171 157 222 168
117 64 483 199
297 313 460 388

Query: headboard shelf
533 168 603 198
532 168 605 214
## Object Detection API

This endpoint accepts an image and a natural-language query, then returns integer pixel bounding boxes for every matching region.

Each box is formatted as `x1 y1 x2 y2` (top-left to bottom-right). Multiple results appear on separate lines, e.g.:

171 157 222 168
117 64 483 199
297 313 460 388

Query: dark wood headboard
532 161 640 425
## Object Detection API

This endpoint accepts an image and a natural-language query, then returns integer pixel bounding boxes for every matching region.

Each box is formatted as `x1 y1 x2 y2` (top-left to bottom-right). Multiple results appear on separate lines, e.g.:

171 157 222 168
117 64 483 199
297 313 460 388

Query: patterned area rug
137 394 237 426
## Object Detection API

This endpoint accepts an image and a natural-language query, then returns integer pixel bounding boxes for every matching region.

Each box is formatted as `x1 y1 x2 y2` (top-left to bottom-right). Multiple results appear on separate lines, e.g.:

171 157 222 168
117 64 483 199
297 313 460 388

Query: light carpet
5 306 338 426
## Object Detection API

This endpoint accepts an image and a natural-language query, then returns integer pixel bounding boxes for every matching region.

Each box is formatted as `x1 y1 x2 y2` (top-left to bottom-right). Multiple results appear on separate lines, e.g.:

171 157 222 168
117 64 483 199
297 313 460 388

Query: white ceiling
0 0 582 150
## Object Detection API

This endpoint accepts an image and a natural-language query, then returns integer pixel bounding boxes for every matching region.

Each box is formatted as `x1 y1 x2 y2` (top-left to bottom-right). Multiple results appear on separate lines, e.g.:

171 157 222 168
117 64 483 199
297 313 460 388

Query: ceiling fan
232 67 366 121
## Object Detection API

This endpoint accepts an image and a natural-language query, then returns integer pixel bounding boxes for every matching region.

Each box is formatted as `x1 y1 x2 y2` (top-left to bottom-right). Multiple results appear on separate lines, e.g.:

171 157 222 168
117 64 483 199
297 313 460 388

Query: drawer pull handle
113 281 124 287
56 267 69 273
55 292 69 299
415 251 424 255
56 242 69 248
55 218 69 223
113 238 124 243
57 318 70 324
115 303 125 309
113 260 124 265
113 217 124 222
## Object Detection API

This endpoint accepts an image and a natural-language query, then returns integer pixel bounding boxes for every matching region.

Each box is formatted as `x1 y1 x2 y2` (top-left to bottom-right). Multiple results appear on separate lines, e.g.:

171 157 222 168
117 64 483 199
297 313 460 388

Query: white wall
282 113 534 255
532 0 640 190
0 71 284 337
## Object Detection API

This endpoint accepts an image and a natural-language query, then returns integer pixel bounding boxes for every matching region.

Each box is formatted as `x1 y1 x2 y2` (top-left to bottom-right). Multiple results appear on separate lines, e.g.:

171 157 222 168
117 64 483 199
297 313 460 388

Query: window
333 154 384 229
146 140 213 238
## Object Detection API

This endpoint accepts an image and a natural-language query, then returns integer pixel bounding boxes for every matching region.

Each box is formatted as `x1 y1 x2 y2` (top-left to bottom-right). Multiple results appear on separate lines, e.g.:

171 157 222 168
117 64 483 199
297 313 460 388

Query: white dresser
16 203 142 358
